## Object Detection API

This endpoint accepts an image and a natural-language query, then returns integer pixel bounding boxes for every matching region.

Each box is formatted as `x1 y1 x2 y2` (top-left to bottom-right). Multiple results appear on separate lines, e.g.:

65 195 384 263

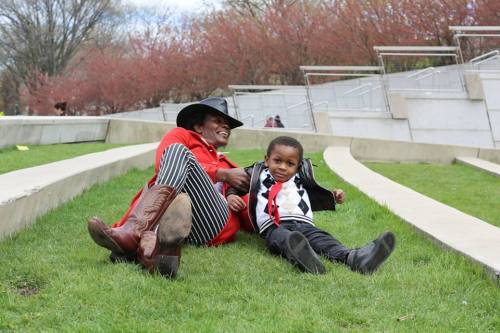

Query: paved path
324 146 500 277
0 143 157 240
455 156 500 177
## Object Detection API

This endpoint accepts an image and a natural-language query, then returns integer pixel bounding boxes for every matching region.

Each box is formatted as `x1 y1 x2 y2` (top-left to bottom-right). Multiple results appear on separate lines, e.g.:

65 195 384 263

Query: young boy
227 136 395 274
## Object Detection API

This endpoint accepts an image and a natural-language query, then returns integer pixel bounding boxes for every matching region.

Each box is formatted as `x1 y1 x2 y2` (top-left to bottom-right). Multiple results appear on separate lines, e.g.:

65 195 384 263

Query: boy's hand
332 189 345 204
227 194 247 212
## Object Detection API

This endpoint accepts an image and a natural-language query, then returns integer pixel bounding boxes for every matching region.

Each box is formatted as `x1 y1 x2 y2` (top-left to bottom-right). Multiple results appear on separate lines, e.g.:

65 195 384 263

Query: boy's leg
297 223 395 274
295 223 350 263
264 224 325 274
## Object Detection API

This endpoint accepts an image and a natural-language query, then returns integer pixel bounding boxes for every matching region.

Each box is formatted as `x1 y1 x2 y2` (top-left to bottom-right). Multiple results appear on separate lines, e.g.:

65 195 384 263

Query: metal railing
300 66 388 114
407 67 435 79
374 46 465 93
450 26 500 64
469 50 500 72
228 85 315 131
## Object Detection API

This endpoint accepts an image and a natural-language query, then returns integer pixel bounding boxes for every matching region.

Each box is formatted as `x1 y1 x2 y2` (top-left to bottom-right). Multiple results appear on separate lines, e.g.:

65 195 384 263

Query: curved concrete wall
2 116 499 164
104 118 500 164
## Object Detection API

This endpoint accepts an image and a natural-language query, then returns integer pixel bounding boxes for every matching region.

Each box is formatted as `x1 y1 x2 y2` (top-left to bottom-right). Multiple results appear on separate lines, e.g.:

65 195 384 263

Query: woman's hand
227 194 247 212
332 189 345 204
216 168 249 192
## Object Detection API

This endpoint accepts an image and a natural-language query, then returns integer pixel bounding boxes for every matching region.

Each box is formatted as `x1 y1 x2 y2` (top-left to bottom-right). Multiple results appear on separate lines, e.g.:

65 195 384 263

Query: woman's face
194 114 231 147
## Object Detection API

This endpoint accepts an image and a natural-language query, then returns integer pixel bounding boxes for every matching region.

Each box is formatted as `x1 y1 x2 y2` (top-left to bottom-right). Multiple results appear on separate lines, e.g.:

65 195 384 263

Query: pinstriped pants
155 143 229 245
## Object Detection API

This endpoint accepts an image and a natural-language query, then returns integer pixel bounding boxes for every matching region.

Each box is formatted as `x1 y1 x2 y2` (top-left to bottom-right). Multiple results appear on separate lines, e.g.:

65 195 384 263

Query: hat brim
176 104 243 129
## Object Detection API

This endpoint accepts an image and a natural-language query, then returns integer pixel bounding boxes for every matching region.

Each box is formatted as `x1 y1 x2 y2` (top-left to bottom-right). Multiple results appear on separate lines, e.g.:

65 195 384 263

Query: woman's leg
156 143 230 245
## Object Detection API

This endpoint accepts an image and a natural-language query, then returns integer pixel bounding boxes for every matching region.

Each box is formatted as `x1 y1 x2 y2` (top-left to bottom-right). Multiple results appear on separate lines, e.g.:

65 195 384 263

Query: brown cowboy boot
87 184 177 255
137 193 192 278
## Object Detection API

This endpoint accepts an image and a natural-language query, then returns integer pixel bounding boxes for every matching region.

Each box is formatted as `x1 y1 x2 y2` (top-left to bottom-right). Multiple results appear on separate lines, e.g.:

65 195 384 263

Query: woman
88 97 250 278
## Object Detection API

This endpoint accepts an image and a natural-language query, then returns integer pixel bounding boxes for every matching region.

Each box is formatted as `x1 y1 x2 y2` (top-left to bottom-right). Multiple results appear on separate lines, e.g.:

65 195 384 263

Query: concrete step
324 145 500 278
455 156 500 177
0 143 157 240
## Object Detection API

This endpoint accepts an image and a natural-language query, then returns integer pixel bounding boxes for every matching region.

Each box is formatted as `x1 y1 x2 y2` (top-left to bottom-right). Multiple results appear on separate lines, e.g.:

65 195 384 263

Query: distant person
54 102 67 116
225 136 395 274
264 116 274 128
274 115 284 128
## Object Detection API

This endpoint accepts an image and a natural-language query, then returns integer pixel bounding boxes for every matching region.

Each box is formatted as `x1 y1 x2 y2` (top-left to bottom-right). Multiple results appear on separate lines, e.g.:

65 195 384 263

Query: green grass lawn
0 143 125 175
0 150 498 332
365 162 500 228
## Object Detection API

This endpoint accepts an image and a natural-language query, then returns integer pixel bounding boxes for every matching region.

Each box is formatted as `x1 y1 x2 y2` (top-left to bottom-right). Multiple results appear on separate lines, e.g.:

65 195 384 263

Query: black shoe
346 231 395 274
286 231 326 275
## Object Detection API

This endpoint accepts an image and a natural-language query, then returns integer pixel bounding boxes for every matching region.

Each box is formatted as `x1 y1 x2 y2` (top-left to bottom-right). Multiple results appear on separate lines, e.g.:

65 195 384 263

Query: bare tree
224 0 298 18
0 0 113 85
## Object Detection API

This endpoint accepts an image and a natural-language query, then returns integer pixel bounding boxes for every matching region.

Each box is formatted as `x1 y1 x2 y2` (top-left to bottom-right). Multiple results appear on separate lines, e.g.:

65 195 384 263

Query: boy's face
264 144 301 183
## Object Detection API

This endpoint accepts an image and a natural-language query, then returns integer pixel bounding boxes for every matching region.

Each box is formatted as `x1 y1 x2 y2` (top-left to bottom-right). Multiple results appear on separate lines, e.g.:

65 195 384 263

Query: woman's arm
216 168 249 192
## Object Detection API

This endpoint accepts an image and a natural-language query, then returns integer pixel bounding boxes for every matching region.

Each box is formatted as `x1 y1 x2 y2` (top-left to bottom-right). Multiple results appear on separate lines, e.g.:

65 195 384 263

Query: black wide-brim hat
176 97 243 130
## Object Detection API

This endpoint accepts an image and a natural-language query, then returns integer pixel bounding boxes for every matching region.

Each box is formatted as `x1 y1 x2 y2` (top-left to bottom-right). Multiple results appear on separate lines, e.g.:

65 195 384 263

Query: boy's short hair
266 136 304 160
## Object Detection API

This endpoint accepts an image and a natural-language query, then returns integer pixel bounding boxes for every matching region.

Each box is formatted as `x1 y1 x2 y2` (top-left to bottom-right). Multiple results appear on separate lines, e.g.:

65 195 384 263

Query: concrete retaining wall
104 118 352 151
0 116 108 148
2 116 497 164
330 112 411 142
405 94 494 148
327 92 497 149
105 118 175 144
349 138 500 164
104 118 500 164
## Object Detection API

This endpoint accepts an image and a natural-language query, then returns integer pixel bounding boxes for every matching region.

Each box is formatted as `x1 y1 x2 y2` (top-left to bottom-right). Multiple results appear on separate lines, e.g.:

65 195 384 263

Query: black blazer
227 158 336 233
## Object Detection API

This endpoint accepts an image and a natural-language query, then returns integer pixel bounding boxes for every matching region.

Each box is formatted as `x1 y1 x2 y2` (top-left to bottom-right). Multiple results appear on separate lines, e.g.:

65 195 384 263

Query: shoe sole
359 231 395 274
154 193 192 278
157 193 192 249
88 219 126 255
287 231 326 275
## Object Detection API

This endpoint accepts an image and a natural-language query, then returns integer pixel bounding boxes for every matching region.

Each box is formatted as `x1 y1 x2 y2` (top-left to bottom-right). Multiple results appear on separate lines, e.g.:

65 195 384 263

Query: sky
125 0 222 13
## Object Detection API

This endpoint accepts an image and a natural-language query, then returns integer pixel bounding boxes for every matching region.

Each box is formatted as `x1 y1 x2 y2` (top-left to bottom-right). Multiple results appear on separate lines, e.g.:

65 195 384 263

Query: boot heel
155 255 179 278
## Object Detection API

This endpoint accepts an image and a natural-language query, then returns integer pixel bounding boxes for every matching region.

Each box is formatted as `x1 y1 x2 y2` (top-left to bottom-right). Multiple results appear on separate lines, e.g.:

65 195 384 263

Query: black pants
264 220 350 263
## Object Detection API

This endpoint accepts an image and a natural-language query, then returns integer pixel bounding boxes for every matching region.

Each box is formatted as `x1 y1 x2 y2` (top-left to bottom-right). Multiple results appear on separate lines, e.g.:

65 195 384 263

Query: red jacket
112 127 250 246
